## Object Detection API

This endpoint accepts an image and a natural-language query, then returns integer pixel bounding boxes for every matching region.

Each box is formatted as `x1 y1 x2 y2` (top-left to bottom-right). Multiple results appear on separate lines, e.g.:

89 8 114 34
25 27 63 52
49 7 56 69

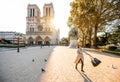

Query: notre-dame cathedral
26 3 60 45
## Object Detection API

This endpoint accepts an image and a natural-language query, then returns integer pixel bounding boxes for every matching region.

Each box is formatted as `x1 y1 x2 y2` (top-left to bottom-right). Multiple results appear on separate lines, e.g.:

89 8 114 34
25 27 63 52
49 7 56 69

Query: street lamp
17 37 19 52
15 33 20 52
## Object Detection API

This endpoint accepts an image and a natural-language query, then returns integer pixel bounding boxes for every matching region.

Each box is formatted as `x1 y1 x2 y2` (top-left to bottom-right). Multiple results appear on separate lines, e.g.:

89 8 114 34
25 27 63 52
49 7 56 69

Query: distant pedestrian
32 59 34 62
40 43 43 48
74 45 92 72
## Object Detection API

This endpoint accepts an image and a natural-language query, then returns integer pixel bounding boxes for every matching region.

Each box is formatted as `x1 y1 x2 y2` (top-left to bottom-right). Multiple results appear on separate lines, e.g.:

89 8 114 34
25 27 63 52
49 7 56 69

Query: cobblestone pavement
0 46 54 82
40 46 120 82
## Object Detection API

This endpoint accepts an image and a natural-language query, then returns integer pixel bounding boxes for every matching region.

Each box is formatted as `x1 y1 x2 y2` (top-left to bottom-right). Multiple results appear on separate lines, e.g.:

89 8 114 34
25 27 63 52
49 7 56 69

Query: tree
68 1 92 47
60 37 69 45
91 0 120 48
68 0 120 48
108 25 120 44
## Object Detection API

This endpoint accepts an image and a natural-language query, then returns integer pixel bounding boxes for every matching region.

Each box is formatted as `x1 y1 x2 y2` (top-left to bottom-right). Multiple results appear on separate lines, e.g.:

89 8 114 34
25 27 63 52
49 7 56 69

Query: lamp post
15 33 20 53
17 37 19 52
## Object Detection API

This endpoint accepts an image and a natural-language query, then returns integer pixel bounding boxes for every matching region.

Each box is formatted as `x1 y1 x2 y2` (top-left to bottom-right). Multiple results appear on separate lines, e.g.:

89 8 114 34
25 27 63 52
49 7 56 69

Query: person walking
74 45 92 72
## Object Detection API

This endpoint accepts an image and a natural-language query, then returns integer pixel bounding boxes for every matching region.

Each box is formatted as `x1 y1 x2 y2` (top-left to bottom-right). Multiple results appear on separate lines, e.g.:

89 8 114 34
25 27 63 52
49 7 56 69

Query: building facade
0 31 25 44
26 3 60 45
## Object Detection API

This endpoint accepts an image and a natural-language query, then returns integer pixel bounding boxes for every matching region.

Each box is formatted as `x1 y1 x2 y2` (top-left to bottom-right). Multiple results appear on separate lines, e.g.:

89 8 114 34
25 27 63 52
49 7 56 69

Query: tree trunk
84 35 86 47
105 32 108 44
93 24 98 48
88 26 92 47
82 35 84 47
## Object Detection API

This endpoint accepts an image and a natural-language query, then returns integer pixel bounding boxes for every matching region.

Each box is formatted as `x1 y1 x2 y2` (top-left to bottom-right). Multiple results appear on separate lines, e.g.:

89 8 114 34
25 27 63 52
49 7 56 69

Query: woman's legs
80 59 84 72
75 59 84 72
75 60 80 69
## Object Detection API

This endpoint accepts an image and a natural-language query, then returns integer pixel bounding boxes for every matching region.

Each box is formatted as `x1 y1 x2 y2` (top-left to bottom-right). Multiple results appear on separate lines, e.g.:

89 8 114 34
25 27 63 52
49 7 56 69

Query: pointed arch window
33 8 35 17
30 9 32 17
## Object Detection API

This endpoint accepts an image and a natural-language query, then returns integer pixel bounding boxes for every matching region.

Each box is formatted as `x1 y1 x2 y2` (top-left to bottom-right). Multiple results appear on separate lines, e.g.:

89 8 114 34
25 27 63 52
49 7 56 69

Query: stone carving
69 27 78 48
69 27 78 38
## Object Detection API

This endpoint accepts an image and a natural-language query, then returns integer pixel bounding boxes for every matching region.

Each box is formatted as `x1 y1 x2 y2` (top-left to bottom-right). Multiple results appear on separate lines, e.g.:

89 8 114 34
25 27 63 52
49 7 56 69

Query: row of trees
68 0 120 48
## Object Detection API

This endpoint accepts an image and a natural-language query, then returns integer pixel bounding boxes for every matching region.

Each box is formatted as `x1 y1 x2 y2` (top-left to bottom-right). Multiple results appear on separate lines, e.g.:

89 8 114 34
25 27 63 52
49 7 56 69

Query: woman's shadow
76 69 92 82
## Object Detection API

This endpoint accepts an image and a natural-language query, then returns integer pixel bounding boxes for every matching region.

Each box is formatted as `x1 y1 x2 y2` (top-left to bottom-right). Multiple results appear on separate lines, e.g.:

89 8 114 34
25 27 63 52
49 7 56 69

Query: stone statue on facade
69 26 78 48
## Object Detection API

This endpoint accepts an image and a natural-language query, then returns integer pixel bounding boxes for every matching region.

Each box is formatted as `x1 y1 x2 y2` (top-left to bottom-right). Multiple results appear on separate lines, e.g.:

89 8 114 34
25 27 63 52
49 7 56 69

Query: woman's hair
77 45 81 48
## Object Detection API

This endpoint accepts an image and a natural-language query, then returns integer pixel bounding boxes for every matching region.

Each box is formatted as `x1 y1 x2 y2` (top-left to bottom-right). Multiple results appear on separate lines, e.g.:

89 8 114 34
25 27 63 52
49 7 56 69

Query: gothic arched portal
28 37 34 45
44 36 51 46
36 36 43 45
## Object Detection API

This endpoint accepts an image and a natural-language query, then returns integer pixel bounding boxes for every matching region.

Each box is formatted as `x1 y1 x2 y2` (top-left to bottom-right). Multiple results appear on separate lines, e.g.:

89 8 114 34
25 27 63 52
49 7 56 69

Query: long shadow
76 69 92 82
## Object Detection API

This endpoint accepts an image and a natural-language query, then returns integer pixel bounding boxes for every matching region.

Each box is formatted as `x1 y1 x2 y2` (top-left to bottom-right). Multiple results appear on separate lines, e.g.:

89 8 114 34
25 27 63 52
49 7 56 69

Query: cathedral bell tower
43 3 55 30
43 3 54 18
26 4 41 33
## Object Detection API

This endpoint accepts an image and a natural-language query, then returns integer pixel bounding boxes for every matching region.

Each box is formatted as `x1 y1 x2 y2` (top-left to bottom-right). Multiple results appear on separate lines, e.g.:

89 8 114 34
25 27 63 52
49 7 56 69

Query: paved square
0 46 54 82
0 46 120 82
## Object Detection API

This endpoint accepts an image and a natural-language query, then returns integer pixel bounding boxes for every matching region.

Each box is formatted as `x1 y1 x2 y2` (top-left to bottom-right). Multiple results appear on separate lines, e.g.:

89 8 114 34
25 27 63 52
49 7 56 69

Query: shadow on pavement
76 69 92 82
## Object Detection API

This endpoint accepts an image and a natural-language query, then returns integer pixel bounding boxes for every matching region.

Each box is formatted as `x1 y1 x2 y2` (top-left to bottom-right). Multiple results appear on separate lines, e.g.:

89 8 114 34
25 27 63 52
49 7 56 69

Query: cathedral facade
26 3 60 45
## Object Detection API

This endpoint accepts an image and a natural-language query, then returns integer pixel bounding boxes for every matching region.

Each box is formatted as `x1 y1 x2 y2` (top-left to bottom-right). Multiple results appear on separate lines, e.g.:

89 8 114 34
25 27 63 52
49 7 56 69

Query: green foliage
108 46 117 51
69 27 78 38
98 45 120 55
68 0 120 48
107 25 120 44
60 37 69 45
102 49 120 56
97 36 107 46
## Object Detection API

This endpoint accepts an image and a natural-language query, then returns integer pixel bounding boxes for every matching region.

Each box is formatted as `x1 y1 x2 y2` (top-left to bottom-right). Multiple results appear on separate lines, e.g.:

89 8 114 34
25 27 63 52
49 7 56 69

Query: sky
0 0 73 39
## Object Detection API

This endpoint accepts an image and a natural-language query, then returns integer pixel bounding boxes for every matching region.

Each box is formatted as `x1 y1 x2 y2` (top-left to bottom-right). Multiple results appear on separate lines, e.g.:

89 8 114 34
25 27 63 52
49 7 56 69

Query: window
30 9 32 17
30 28 34 32
33 8 35 17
